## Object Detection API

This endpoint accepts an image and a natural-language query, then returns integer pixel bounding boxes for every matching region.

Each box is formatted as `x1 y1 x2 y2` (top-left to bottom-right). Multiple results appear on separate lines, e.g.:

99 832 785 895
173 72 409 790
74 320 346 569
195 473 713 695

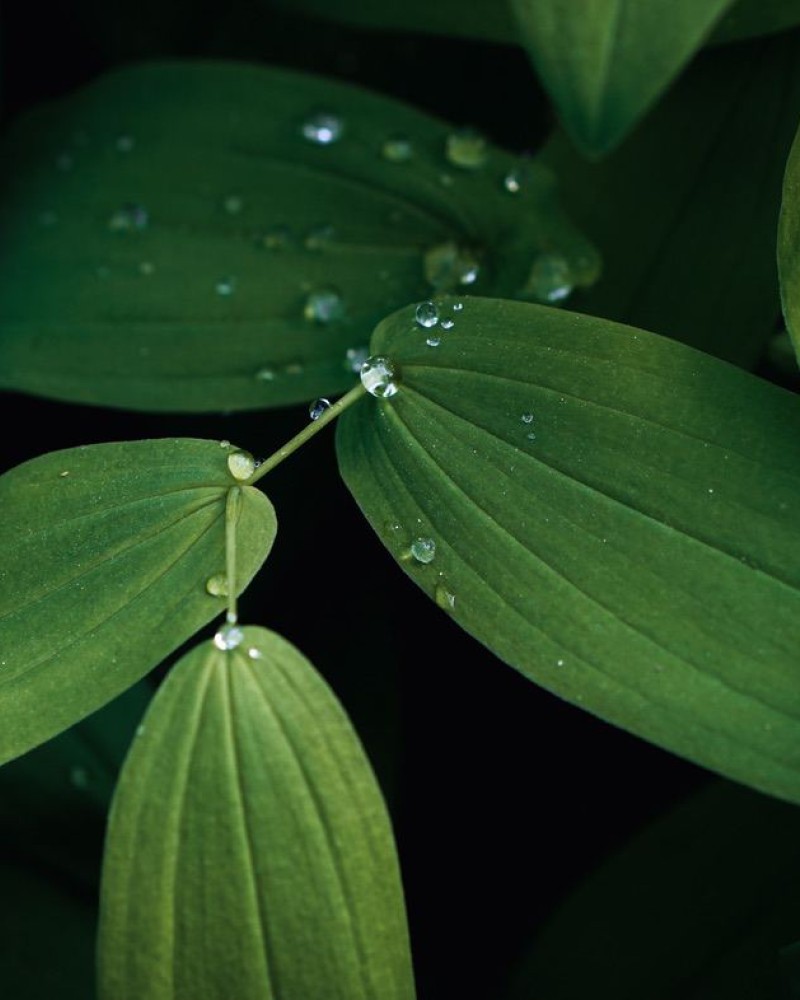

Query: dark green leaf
711 0 800 43
0 860 96 1000
98 627 415 1000
337 297 800 803
542 29 800 367
778 118 800 363
506 782 800 1000
0 61 596 412
510 0 735 155
0 438 275 764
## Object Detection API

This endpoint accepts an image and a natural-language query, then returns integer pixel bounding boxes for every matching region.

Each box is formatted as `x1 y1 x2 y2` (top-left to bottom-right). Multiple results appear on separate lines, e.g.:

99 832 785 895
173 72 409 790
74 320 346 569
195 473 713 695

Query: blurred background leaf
338 297 800 804
0 60 596 412
541 28 800 368
505 781 800 1000
778 116 800 362
99 627 415 1000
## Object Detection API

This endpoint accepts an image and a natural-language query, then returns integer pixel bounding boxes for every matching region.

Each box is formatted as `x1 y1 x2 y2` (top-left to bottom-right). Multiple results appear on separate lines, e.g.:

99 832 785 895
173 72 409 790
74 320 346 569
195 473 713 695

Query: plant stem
249 382 367 485
225 486 241 624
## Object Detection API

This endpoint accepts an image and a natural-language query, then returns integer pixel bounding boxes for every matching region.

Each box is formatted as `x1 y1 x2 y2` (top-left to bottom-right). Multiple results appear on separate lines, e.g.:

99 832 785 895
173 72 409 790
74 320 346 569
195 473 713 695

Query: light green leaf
0 60 595 412
510 0 735 155
541 28 800 367
778 118 800 363
337 297 800 803
711 0 800 43
0 438 275 765
98 626 415 1000
505 782 800 1000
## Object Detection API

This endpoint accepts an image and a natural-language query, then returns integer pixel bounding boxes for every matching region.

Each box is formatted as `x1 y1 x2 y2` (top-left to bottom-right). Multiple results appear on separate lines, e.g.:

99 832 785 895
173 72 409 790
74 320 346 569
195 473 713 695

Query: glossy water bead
360 356 399 398
301 111 344 145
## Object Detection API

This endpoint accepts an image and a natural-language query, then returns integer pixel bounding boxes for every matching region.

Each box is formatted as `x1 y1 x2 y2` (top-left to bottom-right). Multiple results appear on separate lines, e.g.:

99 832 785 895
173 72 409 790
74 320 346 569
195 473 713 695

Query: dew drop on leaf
410 537 436 564
301 111 344 145
415 301 439 328
381 134 414 162
213 624 244 650
445 128 488 169
205 573 229 597
360 356 399 398
435 584 456 610
227 450 256 481
303 287 345 323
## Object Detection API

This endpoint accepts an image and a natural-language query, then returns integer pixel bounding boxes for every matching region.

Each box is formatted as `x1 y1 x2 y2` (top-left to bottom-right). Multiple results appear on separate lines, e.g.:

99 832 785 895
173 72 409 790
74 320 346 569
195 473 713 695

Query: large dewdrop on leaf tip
0 61 598 413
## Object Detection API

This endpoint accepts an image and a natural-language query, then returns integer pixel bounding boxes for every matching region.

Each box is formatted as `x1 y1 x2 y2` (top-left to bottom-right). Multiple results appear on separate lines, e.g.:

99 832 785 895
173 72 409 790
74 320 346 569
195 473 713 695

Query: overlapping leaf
337 297 800 803
0 439 275 764
542 28 800 367
98 626 415 1000
778 118 800 362
506 782 800 999
0 61 595 412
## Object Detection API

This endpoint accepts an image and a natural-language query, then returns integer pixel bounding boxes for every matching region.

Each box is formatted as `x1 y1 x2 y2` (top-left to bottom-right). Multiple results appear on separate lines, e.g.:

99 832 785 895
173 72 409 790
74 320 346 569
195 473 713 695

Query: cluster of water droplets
414 298 461 347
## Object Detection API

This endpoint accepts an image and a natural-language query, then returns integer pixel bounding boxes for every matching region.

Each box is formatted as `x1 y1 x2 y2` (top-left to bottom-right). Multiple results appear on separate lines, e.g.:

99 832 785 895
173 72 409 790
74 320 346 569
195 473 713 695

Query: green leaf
509 0 736 155
0 438 275 765
778 118 800 363
505 782 800 1000
0 859 96 1000
711 0 800 43
337 297 800 804
541 28 800 367
0 61 596 412
98 627 415 1000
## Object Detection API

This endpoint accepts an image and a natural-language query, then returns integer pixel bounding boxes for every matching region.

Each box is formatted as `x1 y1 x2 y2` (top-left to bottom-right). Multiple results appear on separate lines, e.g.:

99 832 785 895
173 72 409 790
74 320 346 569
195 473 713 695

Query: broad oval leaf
542 28 800 367
98 626 415 1000
0 439 275 764
0 60 596 412
337 297 800 803
510 0 736 156
711 0 800 43
506 782 800 1000
778 118 800 363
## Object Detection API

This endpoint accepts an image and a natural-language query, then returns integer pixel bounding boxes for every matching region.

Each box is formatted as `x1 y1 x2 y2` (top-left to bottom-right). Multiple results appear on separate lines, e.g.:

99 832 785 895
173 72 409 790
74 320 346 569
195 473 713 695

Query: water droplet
526 432 536 442
382 134 413 162
216 276 236 296
255 367 275 382
503 171 522 194
108 203 148 232
116 135 135 153
424 241 480 290
453 301 464 312
360 356 399 398
445 128 488 169
223 194 243 215
59 470 70 478
410 537 436 564
415 301 439 328
345 346 369 372
556 658 565 667
525 253 573 303
426 335 441 348
440 317 455 330
304 224 335 251
70 765 90 790
227 450 256 481
219 439 231 448
521 413 534 424
304 286 344 323
256 225 291 250
55 152 74 171
435 584 456 610
309 397 331 420
247 647 263 660
301 111 344 145
214 623 244 650
205 573 229 597
138 260 155 276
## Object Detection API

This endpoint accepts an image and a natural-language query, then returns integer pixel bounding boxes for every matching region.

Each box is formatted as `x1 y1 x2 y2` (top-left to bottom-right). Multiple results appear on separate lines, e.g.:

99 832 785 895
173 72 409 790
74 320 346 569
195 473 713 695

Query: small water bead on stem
360 356 400 398
415 301 439 328
227 450 256 481
301 111 344 145
303 286 345 324
445 128 488 170
410 537 436 564
309 397 331 421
